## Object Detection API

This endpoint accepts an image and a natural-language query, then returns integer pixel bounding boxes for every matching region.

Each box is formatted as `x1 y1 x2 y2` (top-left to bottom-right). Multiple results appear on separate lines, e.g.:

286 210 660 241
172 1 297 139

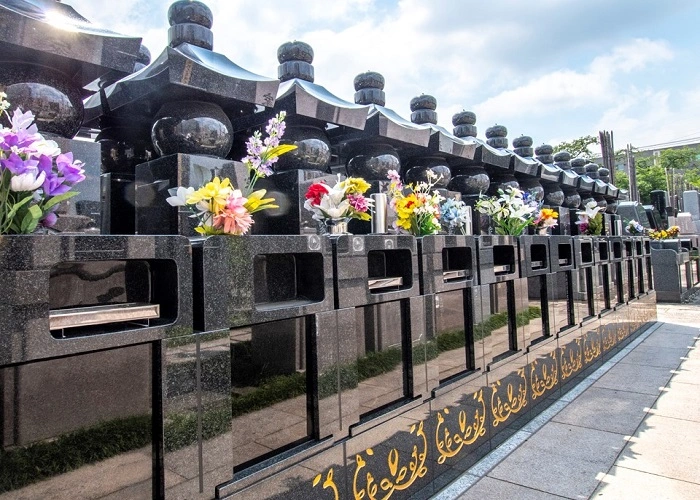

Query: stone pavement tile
593 363 673 396
616 414 700 484
458 476 567 500
552 386 656 435
618 345 689 369
593 465 700 499
651 380 700 422
487 422 625 499
640 331 698 350
666 361 700 385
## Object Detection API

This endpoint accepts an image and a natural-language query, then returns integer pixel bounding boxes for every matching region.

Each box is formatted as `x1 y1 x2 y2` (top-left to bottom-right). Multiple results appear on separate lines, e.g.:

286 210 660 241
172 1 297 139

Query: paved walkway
435 301 700 500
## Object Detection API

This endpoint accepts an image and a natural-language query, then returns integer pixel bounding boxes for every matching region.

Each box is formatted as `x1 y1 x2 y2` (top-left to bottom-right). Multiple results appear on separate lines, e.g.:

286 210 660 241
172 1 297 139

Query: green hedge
0 415 151 493
0 306 542 492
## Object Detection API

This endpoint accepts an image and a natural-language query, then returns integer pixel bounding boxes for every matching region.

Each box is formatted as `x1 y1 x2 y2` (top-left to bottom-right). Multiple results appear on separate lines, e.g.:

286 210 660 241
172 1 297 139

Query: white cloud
63 1 700 149
474 39 674 122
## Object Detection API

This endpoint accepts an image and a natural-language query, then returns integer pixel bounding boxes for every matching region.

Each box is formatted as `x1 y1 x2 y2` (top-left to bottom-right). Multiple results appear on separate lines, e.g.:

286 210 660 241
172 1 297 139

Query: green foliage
231 372 307 418
0 306 545 493
587 213 604 236
0 415 152 493
553 135 599 159
635 162 667 204
657 147 700 171
615 170 630 190
164 404 231 452
630 147 700 202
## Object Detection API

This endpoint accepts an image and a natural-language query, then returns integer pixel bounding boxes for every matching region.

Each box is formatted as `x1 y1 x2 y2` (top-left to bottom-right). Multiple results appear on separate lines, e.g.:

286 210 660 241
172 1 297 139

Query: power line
634 136 700 151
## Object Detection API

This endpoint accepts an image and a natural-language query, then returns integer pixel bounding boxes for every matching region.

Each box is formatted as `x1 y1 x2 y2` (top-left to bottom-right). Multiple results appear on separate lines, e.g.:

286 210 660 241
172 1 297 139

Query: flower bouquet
386 169 444 236
303 175 373 233
575 201 603 236
440 197 471 234
0 93 86 234
625 219 645 235
474 187 539 236
166 112 295 236
648 225 680 240
533 208 558 235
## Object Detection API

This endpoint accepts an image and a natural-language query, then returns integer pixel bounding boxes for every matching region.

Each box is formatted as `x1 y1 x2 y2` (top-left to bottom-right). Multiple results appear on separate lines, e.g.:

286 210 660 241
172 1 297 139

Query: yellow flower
396 194 417 220
244 189 278 214
194 225 224 236
540 208 557 219
396 216 412 231
187 177 232 214
339 176 371 195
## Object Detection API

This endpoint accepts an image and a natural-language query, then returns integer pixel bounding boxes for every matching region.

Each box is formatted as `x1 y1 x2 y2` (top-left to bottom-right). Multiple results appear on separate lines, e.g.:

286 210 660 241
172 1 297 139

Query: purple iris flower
55 153 86 185
42 172 70 196
0 153 38 175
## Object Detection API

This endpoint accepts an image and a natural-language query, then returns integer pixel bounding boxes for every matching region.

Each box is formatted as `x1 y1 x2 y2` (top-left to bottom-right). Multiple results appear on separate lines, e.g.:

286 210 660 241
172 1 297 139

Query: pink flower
213 190 253 235
387 169 402 184
347 193 369 212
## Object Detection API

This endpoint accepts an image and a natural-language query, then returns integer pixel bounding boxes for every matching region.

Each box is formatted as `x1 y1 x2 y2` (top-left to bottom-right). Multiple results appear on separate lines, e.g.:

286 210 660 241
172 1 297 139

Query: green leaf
19 205 43 233
4 194 34 222
43 191 78 211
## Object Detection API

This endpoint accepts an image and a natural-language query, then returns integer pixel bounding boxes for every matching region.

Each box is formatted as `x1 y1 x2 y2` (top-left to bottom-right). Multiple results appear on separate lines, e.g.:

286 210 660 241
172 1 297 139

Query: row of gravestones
0 0 623 238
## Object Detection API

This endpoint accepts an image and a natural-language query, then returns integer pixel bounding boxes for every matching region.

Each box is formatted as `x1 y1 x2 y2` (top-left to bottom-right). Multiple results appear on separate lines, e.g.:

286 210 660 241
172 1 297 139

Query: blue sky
68 0 700 154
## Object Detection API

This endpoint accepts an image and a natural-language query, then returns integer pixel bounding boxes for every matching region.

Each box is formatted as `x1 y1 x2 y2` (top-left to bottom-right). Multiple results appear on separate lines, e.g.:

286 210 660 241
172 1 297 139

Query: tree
630 147 700 201
552 135 599 159
615 170 629 190
657 147 699 171
635 162 667 204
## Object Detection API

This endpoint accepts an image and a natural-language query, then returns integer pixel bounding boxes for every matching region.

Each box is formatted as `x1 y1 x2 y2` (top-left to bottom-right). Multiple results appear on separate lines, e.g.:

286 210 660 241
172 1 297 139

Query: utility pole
627 144 638 201
599 130 615 184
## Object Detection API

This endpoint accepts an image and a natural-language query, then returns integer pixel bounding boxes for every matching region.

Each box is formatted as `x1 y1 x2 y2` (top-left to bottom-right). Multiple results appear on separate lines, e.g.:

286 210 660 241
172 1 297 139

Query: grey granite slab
0 234 193 366
196 234 334 329
418 235 478 295
477 235 520 284
335 234 419 308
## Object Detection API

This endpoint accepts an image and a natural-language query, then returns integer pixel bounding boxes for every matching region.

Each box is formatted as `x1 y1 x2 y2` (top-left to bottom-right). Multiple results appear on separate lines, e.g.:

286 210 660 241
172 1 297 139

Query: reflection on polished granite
0 344 153 498
230 317 310 474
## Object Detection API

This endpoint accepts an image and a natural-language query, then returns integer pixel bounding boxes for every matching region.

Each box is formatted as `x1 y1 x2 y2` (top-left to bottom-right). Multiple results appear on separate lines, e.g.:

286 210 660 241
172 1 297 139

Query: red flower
305 182 328 206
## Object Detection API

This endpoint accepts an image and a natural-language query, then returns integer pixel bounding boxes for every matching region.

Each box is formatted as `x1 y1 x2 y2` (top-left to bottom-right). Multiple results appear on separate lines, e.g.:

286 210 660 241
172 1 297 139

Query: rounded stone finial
535 144 553 156
571 157 587 174
452 110 477 138
512 135 534 158
277 41 314 82
168 1 213 27
585 162 599 179
485 124 508 149
512 135 533 148
553 150 571 162
354 71 384 91
167 1 214 49
410 94 437 124
535 144 554 165
353 71 385 105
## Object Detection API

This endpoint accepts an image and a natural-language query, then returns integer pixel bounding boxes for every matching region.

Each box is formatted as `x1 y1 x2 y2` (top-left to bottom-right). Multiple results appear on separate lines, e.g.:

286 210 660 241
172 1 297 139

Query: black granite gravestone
228 41 369 235
0 0 143 233
84 0 280 235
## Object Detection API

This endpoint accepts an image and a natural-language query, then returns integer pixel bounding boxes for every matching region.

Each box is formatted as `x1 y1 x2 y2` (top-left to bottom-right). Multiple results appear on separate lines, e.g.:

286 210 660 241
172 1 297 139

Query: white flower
577 200 601 220
166 186 195 207
31 139 61 157
318 195 350 218
10 169 45 192
10 108 37 133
